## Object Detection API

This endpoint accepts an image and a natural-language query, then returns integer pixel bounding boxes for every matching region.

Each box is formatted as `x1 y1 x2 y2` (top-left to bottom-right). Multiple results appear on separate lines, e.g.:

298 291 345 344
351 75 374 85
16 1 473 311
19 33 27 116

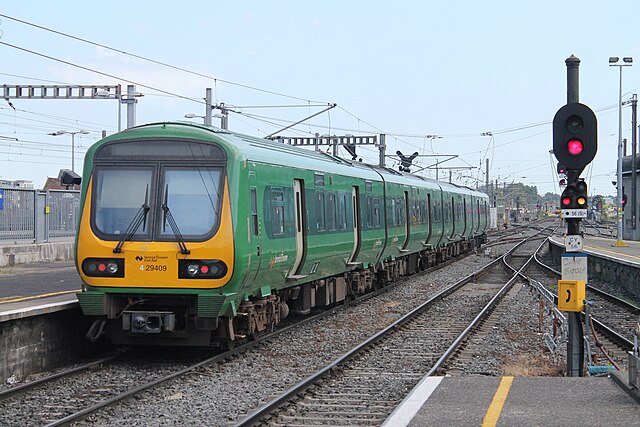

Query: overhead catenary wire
0 13 330 105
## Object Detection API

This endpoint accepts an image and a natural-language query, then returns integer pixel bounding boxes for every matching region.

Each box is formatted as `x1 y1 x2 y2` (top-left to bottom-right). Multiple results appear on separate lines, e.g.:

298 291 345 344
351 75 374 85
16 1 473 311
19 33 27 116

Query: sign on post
561 253 588 282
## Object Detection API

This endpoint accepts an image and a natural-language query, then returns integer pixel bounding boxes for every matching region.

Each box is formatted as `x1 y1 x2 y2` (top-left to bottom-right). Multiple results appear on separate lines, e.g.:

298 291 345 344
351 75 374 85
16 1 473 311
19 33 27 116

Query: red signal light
562 197 571 206
567 139 583 155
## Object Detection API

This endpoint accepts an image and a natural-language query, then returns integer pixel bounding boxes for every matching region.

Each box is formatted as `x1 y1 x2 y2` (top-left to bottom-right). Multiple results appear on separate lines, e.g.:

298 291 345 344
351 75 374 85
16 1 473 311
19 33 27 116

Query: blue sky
0 1 639 197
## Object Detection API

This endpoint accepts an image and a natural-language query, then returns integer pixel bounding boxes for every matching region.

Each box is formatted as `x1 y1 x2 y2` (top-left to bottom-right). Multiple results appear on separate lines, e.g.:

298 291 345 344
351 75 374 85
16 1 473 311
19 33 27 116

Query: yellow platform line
0 289 79 304
583 244 640 262
482 376 514 427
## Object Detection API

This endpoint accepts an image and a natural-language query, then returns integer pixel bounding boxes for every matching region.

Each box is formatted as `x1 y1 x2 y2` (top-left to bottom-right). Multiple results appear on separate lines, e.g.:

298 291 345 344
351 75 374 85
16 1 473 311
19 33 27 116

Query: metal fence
0 187 80 242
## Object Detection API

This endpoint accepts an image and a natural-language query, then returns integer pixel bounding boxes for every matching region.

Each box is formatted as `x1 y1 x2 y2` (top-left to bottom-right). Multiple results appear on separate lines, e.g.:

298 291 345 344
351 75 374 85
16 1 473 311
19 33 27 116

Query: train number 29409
141 264 167 272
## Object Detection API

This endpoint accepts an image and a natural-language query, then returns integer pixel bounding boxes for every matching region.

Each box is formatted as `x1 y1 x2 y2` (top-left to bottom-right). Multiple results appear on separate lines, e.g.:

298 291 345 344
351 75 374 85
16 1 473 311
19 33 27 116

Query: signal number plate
562 209 587 218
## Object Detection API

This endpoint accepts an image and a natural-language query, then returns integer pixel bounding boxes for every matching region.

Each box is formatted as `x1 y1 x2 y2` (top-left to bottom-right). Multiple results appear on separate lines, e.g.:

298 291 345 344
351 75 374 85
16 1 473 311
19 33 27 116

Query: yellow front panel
77 177 235 289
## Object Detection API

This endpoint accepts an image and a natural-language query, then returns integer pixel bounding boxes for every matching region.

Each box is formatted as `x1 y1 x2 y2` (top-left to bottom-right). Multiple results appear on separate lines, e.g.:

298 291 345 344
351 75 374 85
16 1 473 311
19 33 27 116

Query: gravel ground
74 236 565 426
1 230 573 427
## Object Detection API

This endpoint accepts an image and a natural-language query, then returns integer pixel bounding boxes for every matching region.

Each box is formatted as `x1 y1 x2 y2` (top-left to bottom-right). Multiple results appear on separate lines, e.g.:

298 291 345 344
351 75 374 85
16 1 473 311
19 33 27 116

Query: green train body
75 122 489 346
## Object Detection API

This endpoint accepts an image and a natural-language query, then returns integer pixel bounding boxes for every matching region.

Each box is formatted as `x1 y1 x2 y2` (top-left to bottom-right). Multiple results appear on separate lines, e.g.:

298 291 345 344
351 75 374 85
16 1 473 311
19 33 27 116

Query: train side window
327 193 337 231
396 197 405 226
373 197 381 228
421 199 428 224
389 198 396 226
338 193 348 230
316 191 326 231
366 196 373 228
271 189 285 236
251 187 258 236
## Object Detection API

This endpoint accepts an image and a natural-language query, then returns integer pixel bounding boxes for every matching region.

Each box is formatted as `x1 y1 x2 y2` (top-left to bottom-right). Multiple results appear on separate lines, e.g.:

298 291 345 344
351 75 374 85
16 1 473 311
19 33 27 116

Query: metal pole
486 158 490 194
617 66 624 243
205 88 213 126
632 94 637 229
565 55 584 377
126 84 137 129
220 103 228 130
117 97 122 132
379 134 386 167
566 55 580 104
71 133 75 172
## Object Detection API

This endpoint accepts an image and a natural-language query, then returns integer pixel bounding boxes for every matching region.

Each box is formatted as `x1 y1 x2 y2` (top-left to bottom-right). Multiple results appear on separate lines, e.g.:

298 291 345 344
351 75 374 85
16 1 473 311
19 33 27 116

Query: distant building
622 155 640 240
0 179 34 189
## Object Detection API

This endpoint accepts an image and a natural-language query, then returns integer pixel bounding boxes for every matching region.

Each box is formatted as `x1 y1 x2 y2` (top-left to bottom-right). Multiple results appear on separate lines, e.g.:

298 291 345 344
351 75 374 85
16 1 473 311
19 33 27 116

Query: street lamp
96 86 144 131
185 112 226 127
48 129 89 173
609 56 633 246
184 113 206 123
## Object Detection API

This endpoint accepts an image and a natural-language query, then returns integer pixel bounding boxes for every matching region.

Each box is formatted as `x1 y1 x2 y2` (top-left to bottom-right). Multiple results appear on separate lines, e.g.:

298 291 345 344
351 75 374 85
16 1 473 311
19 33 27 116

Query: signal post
552 55 597 377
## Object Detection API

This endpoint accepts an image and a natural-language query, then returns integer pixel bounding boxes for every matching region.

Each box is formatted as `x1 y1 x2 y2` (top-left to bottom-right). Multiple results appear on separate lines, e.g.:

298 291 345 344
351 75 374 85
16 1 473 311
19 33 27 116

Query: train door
425 193 433 244
242 172 262 285
289 179 308 279
449 196 456 239
475 200 481 233
402 191 410 250
348 186 362 264
462 198 468 237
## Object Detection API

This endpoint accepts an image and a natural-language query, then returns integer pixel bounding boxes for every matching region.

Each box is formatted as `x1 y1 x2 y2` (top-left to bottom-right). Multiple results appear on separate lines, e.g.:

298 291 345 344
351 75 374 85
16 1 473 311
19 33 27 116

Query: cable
0 41 202 104
0 13 330 104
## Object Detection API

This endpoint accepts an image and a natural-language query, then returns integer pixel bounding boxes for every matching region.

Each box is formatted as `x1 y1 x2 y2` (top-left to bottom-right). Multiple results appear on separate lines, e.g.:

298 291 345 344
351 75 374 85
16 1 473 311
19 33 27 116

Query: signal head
557 162 566 175
553 103 597 171
559 180 588 210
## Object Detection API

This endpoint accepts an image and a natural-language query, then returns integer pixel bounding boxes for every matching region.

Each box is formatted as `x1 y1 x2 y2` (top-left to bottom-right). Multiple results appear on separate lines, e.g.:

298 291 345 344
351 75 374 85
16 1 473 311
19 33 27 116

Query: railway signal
622 193 628 208
552 56 598 377
553 102 597 172
560 181 588 217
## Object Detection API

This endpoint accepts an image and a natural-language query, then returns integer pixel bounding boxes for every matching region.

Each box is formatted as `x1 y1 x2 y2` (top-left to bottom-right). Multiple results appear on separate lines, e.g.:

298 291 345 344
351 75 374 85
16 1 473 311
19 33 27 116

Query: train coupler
122 311 176 333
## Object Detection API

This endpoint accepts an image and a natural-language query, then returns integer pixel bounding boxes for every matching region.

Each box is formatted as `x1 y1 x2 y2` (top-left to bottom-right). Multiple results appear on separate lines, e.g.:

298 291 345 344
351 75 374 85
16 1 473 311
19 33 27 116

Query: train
74 122 489 347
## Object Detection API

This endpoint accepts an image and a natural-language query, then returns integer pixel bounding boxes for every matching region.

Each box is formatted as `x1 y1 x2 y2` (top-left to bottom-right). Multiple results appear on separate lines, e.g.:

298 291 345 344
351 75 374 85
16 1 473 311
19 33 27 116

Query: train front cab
75 135 237 347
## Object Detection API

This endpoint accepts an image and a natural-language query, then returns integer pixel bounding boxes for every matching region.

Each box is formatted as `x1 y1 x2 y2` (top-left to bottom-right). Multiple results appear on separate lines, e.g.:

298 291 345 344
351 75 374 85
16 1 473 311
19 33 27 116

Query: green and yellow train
75 122 489 347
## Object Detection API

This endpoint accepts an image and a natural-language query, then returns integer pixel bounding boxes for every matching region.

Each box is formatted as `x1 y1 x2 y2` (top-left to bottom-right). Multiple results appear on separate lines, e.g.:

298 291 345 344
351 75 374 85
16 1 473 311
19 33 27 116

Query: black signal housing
553 103 597 171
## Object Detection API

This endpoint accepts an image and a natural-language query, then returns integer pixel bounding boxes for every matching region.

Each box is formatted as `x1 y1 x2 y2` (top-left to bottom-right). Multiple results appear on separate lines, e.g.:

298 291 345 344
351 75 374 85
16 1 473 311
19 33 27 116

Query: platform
0 261 80 322
549 234 640 268
384 372 640 426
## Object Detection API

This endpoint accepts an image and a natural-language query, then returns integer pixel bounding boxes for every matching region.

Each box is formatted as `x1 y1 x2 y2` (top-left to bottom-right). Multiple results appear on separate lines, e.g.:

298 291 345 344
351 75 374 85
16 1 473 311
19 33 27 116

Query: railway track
0 225 558 426
233 231 553 426
531 243 635 370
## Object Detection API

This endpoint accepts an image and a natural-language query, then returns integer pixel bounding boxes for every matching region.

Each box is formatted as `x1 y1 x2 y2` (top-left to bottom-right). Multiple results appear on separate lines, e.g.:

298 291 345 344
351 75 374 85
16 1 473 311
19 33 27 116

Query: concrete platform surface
384 375 639 427
0 261 80 321
550 234 640 268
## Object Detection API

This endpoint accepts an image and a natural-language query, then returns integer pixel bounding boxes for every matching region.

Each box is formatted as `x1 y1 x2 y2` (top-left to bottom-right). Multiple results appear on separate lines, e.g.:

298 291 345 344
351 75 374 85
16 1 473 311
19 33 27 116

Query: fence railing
0 187 80 242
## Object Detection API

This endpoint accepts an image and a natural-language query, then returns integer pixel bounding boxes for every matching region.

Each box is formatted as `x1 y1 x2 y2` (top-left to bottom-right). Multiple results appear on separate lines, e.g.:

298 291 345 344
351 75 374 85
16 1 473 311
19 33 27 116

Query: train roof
95 122 488 199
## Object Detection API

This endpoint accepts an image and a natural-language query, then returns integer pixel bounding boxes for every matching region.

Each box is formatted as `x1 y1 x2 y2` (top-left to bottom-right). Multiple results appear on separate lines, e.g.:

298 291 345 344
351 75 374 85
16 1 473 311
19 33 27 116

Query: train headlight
82 258 125 278
187 264 199 276
178 259 227 279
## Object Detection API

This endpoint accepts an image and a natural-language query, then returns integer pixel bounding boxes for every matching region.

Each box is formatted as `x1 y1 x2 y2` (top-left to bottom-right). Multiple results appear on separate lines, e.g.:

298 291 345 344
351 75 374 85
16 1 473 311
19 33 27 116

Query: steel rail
40 235 488 426
233 234 538 426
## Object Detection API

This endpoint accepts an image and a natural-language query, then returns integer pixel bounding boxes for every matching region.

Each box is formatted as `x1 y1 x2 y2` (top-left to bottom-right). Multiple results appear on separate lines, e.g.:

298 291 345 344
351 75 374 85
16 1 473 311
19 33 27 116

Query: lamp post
184 113 206 123
48 129 90 173
609 56 633 246
96 85 144 131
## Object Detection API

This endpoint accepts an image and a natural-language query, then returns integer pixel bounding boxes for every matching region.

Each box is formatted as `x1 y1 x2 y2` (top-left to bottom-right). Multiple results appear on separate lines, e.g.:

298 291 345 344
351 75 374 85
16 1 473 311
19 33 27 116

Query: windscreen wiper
113 185 149 254
162 184 190 255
